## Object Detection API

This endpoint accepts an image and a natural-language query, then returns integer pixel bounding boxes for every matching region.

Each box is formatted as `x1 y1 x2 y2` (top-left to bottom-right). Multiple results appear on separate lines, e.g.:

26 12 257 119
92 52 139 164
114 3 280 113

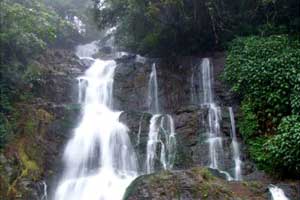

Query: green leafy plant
224 35 300 133
223 35 300 176
247 136 271 172
238 100 259 140
265 115 300 177
93 0 300 56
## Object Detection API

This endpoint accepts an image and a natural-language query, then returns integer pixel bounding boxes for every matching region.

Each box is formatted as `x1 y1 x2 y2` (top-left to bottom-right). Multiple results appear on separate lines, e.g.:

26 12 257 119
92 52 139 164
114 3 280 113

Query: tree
93 0 300 56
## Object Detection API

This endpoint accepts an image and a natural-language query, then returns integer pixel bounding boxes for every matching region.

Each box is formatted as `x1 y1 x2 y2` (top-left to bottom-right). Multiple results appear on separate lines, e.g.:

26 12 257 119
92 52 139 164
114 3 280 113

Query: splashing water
145 63 176 174
54 42 138 200
229 107 242 181
207 103 222 169
146 115 176 173
269 185 290 200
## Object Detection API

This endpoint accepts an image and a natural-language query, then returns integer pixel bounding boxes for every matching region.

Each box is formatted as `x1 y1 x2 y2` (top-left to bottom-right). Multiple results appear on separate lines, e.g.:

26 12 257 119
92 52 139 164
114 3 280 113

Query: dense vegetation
93 0 300 56
223 35 300 177
0 0 84 148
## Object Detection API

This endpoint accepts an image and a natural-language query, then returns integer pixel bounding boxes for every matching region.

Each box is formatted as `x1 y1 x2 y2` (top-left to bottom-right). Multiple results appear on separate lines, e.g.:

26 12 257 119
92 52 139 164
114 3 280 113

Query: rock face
123 167 268 200
1 46 298 200
116 53 300 200
114 53 253 176
114 53 237 113
0 49 84 200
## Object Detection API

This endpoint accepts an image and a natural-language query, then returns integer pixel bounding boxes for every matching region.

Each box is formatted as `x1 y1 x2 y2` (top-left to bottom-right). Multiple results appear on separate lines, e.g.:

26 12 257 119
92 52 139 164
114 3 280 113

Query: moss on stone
124 168 237 200
5 107 53 198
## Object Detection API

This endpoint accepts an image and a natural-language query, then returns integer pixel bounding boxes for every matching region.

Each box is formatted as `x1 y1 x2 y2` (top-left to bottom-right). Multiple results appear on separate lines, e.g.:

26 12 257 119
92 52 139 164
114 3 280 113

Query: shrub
224 35 300 133
247 137 271 172
265 115 300 177
223 35 300 176
238 100 259 140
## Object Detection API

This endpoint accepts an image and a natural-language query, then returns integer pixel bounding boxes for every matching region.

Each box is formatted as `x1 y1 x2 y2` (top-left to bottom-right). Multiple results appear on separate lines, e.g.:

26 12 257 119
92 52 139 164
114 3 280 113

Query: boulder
124 167 268 200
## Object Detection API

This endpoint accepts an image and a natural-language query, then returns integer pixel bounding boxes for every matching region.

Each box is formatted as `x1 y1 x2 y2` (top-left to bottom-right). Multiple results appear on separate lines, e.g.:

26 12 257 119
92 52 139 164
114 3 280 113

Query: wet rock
0 49 83 200
208 168 230 180
33 49 85 104
124 167 268 200
120 111 152 172
114 60 152 112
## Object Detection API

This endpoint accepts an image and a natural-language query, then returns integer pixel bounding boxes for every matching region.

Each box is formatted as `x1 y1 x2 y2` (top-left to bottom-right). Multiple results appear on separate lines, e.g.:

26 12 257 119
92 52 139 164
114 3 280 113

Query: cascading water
146 114 176 173
269 185 290 200
146 114 161 173
38 181 48 200
54 42 138 200
148 63 159 114
197 58 233 180
145 63 176 174
229 107 242 181
136 114 144 146
200 59 223 169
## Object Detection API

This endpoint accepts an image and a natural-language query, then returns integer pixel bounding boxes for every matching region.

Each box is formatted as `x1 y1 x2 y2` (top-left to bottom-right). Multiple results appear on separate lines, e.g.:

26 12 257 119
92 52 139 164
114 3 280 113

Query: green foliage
224 35 300 132
93 0 300 56
223 35 300 176
0 0 57 63
265 115 300 176
238 100 259 140
0 0 79 64
0 0 78 148
247 137 271 172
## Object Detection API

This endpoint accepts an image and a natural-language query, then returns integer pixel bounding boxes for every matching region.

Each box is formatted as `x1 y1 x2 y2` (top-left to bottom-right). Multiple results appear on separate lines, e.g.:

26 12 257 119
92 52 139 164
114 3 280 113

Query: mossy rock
123 168 234 200
124 167 268 200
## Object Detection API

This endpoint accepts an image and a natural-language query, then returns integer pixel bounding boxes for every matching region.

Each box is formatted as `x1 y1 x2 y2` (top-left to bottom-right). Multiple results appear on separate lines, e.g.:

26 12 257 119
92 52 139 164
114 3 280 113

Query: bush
224 35 300 133
238 100 259 140
247 137 271 172
223 35 300 176
265 115 300 177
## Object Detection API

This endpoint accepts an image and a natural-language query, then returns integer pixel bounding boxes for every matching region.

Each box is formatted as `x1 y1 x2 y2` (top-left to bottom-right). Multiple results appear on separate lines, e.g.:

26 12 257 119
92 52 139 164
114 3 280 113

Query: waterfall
195 58 234 180
269 185 290 200
54 42 138 200
190 71 197 104
200 59 222 169
146 114 161 173
38 181 48 200
145 63 176 173
207 103 222 169
148 63 159 114
136 114 144 146
229 107 242 181
201 58 213 104
146 115 177 173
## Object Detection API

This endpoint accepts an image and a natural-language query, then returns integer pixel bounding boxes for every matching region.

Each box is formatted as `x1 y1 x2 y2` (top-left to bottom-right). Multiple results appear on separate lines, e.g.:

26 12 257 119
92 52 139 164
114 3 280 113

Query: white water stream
229 107 242 181
200 59 225 171
269 185 290 200
196 58 235 180
145 63 176 174
54 42 138 200
148 63 159 114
